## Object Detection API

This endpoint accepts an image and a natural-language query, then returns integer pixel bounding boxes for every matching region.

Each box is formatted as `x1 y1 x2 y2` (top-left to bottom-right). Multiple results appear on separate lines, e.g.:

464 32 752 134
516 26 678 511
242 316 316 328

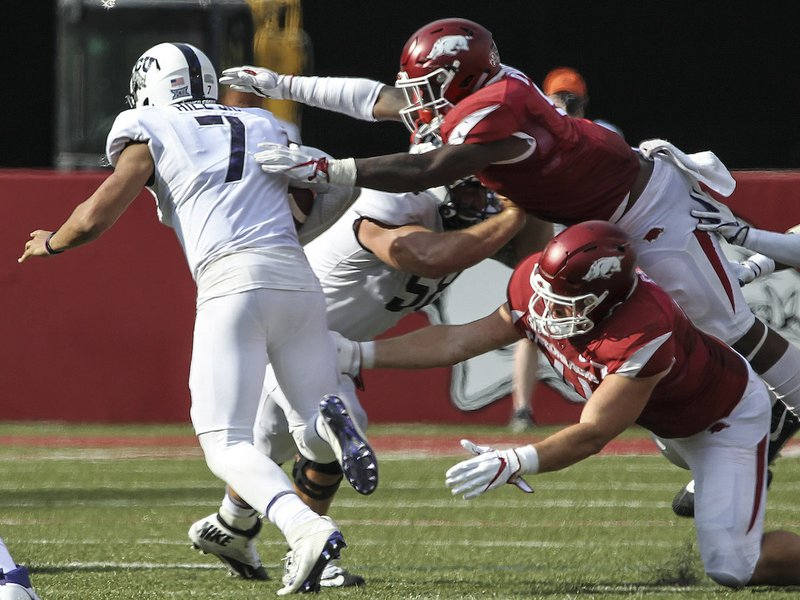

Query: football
288 187 315 231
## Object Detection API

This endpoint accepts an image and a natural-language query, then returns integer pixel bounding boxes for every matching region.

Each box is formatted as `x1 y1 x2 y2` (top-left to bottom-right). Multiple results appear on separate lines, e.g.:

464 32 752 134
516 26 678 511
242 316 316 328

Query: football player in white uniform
190 176 529 587
0 538 40 600
18 42 377 596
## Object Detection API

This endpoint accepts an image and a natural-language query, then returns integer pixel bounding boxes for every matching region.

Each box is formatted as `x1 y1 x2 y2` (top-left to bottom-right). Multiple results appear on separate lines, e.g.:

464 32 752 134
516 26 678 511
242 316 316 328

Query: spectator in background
543 66 624 137
509 66 624 432
0 539 40 600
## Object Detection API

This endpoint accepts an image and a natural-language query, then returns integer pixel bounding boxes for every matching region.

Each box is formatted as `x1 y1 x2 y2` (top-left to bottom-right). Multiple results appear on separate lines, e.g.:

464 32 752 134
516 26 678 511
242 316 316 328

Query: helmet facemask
434 178 501 230
527 267 607 339
396 64 458 141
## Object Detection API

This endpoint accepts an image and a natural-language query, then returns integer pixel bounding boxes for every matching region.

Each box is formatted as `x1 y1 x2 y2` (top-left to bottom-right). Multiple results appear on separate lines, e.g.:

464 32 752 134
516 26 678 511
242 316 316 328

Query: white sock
267 493 318 541
0 537 17 574
219 492 259 531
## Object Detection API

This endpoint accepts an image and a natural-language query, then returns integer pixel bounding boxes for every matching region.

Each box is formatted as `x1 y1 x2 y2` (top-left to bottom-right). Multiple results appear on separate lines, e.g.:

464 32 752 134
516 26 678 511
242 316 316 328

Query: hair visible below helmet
528 220 637 339
127 42 218 108
396 18 501 140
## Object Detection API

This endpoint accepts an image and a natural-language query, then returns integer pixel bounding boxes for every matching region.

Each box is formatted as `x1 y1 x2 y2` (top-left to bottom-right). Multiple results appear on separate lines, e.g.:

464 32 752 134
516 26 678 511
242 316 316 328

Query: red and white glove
445 439 536 500
219 65 290 99
255 143 357 187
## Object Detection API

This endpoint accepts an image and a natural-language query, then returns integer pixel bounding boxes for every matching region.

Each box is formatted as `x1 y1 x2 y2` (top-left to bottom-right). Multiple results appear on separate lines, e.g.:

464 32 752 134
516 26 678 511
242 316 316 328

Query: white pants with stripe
658 369 771 586
616 154 755 345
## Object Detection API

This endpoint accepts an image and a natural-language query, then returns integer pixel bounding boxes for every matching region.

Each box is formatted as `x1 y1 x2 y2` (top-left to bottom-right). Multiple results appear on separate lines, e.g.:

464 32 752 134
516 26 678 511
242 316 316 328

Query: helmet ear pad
127 42 218 108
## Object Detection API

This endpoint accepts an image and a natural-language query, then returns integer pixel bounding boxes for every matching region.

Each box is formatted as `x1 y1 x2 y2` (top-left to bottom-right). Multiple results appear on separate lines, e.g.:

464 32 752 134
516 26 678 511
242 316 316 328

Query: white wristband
360 341 376 369
745 253 776 278
328 158 358 187
515 444 540 475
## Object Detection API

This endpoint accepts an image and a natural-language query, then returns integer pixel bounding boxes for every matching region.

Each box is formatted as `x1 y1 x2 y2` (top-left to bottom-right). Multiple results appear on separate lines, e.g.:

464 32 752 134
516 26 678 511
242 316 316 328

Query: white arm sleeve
744 228 800 268
284 76 385 122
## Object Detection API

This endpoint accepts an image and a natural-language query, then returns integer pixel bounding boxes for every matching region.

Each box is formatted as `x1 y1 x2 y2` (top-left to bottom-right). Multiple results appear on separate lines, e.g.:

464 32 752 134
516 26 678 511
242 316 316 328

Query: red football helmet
395 18 501 140
528 221 637 339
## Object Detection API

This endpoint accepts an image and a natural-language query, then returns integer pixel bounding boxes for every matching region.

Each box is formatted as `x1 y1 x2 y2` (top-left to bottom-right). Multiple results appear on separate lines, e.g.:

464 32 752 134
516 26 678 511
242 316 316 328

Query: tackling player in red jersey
226 17 800 514
334 220 800 589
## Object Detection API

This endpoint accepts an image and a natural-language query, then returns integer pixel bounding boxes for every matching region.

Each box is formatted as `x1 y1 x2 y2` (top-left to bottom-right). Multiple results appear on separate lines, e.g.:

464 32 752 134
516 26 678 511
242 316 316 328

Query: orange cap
543 67 587 97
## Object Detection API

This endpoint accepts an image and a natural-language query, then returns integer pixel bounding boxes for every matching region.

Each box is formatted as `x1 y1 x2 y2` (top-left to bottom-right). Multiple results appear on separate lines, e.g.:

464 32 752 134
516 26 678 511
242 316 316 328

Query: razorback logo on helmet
427 35 472 60
582 256 622 281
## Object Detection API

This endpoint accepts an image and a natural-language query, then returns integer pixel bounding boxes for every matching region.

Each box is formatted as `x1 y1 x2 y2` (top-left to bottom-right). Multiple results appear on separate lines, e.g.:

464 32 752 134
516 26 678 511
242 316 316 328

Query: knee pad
292 456 343 500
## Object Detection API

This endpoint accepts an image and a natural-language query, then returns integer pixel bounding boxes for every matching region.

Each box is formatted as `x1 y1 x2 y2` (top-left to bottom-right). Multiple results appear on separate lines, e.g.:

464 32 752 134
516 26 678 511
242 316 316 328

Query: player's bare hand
18 230 54 263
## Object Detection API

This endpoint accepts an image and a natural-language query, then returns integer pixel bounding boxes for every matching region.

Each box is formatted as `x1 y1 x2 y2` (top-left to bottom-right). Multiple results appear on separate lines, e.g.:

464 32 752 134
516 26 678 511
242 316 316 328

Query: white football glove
255 142 347 186
691 198 750 245
219 65 290 99
445 439 534 500
728 254 776 286
329 331 364 390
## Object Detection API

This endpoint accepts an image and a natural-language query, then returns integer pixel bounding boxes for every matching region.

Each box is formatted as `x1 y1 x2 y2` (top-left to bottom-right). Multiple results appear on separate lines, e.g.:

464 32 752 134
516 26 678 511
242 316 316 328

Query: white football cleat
188 513 268 580
282 554 365 588
319 558 365 588
278 516 345 595
0 567 42 600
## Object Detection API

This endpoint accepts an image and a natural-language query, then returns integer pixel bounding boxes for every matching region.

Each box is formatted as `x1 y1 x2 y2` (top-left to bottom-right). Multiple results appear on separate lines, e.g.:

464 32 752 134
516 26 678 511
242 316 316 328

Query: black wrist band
45 233 64 255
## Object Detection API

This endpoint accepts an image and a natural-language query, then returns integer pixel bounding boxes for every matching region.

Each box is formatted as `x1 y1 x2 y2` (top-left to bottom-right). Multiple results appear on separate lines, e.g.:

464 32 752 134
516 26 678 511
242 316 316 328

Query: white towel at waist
639 138 736 197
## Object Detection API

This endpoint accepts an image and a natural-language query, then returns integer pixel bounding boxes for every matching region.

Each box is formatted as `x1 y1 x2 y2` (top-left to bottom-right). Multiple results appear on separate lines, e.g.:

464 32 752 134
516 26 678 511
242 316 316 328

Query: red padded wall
1 169 797 424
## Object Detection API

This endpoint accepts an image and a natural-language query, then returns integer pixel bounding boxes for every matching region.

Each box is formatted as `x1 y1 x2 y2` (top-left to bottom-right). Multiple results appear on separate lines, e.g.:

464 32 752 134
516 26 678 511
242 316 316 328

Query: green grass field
1 422 798 599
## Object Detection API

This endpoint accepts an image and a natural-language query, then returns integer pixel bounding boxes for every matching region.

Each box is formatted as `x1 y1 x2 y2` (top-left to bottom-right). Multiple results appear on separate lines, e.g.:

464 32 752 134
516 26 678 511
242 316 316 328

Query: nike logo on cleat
197 523 234 547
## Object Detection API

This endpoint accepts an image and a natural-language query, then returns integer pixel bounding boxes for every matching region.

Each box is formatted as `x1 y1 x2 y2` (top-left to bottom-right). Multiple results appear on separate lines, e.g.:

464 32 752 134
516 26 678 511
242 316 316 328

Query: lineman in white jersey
190 177 529 587
18 42 377 596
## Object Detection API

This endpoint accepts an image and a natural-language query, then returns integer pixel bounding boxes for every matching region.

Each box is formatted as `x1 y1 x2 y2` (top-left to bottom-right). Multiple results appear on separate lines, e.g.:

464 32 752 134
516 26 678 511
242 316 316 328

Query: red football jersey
506 254 748 438
440 66 639 225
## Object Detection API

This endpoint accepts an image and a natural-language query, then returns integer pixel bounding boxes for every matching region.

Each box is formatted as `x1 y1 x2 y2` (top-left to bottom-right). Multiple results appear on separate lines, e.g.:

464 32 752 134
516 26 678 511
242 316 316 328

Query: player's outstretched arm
220 65 401 122
535 370 665 473
372 304 521 370
19 143 153 263
357 196 525 278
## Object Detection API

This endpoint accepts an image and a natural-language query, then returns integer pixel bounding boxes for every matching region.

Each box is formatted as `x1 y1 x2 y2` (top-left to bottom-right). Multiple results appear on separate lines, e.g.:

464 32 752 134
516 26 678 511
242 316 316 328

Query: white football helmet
126 42 218 108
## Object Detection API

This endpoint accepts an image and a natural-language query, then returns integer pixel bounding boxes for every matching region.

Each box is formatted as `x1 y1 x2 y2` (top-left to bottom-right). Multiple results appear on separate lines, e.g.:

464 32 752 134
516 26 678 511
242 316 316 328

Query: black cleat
672 469 773 519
